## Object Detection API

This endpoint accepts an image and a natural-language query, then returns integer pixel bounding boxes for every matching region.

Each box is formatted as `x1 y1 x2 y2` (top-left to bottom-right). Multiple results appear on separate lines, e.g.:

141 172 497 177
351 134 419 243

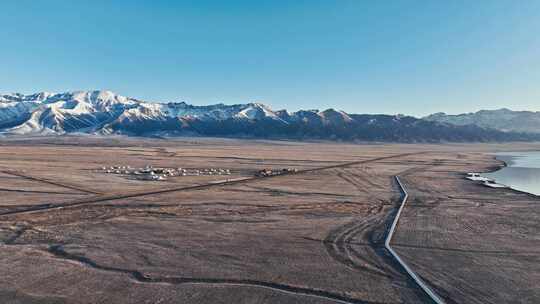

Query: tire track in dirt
336 172 366 194
347 170 383 190
1 170 101 195
0 188 87 195
335 169 387 198
239 185 352 198
156 149 346 164
323 215 392 278
45 244 385 304
390 243 540 255
3 227 29 245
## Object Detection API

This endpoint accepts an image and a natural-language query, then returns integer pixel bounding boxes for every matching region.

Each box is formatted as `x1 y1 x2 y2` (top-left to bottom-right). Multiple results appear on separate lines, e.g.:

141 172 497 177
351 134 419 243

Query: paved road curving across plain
385 176 446 304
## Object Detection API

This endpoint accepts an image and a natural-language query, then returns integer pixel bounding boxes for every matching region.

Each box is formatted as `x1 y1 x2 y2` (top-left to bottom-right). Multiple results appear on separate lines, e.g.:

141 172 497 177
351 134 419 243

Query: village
99 165 299 181
100 165 232 181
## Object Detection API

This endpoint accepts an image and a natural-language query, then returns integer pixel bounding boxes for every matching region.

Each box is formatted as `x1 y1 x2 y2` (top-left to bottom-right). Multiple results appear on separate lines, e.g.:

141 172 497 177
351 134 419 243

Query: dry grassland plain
0 136 539 304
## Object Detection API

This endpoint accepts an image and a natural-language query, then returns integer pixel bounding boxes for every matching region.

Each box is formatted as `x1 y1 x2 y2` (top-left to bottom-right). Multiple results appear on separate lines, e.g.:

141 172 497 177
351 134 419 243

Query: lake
483 151 540 196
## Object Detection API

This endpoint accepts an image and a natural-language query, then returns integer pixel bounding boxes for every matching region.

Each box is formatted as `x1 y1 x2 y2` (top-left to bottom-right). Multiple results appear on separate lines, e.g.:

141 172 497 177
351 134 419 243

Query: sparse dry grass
0 136 539 303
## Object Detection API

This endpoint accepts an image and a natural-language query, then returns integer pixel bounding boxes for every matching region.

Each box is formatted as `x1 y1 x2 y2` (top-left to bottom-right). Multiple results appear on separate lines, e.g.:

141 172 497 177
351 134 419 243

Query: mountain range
424 109 540 134
1 90 539 142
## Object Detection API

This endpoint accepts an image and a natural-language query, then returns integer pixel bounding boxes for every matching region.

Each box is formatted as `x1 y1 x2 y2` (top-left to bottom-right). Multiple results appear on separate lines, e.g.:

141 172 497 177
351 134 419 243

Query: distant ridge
1 90 539 142
424 108 540 134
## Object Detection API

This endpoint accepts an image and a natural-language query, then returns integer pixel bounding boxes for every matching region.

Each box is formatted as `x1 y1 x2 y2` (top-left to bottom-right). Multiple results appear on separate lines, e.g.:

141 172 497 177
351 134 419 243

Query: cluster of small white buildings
102 165 133 175
100 165 231 181
256 168 298 177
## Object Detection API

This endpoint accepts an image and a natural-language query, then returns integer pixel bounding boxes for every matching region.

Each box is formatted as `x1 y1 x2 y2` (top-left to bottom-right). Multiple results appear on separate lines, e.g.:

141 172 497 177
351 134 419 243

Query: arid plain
0 136 539 304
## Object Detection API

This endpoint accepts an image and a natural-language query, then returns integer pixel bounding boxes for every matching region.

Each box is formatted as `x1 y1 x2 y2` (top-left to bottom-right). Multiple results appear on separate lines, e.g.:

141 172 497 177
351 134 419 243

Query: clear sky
1 0 539 116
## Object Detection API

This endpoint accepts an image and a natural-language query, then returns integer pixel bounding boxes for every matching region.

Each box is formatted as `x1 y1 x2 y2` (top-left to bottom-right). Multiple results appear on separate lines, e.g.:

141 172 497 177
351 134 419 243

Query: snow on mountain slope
1 90 539 142
424 109 540 134
0 100 40 127
0 92 54 103
5 104 71 135
0 91 140 134
236 103 276 119
0 91 286 135
318 109 353 125
162 102 240 120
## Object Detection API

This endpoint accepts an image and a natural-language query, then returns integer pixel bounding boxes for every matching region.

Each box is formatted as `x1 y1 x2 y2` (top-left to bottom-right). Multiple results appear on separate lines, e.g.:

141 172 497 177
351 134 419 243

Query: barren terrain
0 136 539 303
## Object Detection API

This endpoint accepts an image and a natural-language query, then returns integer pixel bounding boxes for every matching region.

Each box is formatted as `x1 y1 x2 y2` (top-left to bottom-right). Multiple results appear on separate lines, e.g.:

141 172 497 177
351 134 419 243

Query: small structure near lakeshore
483 180 508 188
466 172 492 182
466 173 507 188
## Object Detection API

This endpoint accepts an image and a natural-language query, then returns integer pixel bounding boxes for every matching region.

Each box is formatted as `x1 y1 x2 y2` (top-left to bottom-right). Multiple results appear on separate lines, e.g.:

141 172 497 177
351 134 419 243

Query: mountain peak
320 108 353 123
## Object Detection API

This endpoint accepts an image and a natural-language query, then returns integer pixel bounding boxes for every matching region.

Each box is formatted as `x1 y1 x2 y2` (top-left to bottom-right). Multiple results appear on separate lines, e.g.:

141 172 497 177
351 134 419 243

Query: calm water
483 151 540 196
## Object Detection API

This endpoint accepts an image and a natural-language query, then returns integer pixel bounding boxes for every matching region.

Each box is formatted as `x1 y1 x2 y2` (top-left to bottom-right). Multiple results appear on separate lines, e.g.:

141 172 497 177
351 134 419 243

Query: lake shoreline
481 153 540 198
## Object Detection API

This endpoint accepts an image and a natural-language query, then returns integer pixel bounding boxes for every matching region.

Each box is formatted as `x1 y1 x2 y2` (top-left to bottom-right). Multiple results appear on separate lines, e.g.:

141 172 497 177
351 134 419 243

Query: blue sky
1 1 539 116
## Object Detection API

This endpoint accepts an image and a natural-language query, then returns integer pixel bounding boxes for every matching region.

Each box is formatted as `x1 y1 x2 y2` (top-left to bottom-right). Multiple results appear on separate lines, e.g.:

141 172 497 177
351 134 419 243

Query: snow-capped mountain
1 90 538 142
0 91 141 134
424 108 540 134
0 90 313 135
